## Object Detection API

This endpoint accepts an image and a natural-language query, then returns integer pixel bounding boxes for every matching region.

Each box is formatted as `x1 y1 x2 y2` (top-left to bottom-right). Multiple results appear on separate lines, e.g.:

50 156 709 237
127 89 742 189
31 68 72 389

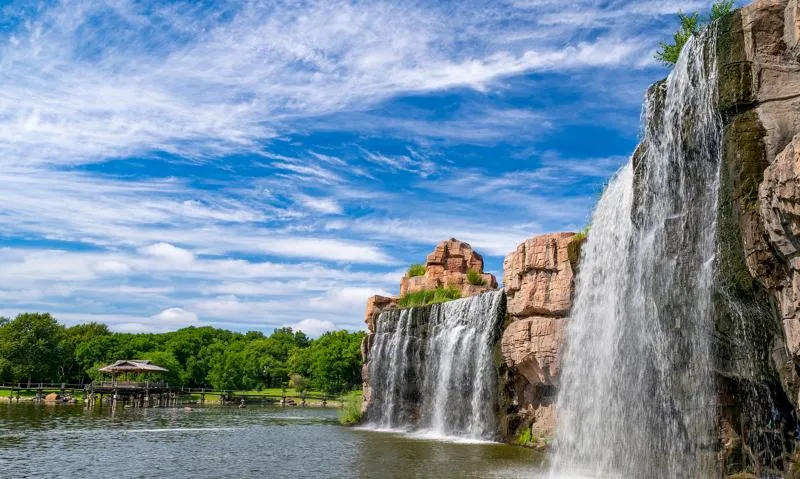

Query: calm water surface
0 403 545 478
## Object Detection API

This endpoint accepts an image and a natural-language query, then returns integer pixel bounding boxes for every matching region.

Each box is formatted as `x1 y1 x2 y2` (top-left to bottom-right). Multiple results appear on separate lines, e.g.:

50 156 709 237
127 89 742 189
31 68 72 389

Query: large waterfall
552 29 721 477
365 290 504 440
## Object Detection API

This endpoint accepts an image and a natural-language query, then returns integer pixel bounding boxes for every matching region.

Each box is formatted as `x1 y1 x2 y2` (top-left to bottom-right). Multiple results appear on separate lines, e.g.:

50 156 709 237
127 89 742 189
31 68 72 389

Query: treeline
0 313 365 394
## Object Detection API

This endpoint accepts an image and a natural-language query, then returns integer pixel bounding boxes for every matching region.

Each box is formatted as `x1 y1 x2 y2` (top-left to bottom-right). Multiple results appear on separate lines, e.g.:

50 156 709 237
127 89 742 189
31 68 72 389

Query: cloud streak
0 0 704 333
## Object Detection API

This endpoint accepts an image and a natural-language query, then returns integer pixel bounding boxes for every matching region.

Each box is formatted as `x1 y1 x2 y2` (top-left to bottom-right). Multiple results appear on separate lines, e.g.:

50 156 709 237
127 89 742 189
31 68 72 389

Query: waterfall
365 290 504 440
552 29 721 478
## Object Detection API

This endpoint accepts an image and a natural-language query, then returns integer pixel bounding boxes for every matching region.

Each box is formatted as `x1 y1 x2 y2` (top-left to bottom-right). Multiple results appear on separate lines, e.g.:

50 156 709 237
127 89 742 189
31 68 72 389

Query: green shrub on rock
466 269 486 286
407 263 426 277
655 0 735 66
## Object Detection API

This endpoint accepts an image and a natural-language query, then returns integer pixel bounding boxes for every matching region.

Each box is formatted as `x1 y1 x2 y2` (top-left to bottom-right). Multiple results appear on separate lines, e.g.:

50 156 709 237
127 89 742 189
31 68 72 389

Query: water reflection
1 403 544 478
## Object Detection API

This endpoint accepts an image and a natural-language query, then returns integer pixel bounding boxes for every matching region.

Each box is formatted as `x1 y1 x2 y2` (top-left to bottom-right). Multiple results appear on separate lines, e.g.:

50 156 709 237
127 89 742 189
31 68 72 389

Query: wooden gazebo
98 359 168 381
88 360 175 408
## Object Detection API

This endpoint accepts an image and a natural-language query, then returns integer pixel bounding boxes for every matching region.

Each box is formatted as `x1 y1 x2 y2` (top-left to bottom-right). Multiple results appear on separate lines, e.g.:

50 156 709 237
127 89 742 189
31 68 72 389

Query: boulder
503 233 579 318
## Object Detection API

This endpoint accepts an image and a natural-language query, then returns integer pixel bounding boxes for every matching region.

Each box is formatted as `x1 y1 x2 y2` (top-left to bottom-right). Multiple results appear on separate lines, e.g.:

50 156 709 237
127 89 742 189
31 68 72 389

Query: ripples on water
0 403 544 478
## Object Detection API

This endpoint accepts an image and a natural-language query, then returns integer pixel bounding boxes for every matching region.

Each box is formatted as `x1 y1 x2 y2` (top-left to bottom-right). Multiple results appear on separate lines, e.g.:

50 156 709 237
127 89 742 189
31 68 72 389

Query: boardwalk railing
91 381 168 389
0 383 85 390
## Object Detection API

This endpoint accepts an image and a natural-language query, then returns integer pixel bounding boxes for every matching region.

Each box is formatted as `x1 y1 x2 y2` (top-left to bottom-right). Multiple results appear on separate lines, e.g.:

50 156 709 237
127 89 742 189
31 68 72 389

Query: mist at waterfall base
364 290 504 442
551 29 722 477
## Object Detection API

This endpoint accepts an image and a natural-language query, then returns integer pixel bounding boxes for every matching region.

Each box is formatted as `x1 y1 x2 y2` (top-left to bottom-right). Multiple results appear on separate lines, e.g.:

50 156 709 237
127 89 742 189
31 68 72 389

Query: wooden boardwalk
0 383 343 409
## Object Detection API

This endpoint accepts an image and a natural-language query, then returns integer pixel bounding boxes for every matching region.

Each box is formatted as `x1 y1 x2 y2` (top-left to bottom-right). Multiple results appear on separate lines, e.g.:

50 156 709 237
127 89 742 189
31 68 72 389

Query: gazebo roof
98 360 169 374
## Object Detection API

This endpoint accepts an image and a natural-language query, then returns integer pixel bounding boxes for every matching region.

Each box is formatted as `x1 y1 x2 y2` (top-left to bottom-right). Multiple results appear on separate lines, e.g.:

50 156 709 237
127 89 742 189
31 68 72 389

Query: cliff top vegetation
656 0 735 66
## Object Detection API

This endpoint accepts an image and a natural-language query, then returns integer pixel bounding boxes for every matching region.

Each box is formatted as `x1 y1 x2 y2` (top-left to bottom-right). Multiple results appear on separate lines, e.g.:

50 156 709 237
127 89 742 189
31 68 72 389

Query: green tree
655 1 735 66
0 313 65 384
140 350 183 386
59 322 111 383
308 330 365 394
655 12 701 66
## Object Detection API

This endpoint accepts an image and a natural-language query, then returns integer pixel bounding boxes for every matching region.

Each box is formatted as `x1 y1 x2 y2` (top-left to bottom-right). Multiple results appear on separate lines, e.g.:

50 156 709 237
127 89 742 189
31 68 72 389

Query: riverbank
0 387 359 408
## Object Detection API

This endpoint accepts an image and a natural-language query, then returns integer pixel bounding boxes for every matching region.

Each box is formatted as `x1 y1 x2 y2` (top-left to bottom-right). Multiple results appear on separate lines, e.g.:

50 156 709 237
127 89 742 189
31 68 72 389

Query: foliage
396 287 461 308
308 330 365 394
655 13 701 66
289 374 310 393
466 269 486 286
0 313 365 394
709 0 735 21
407 263 426 277
655 1 735 66
517 427 533 446
574 224 591 242
338 391 363 426
0 313 64 384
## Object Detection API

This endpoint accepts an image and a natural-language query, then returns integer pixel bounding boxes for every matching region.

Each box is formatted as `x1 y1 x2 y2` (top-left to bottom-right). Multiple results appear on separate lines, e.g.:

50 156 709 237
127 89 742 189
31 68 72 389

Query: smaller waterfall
365 290 504 439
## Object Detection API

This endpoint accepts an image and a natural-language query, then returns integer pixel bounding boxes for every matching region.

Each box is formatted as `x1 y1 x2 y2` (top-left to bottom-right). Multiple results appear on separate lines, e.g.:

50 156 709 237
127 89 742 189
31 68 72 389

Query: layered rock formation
399 238 498 297
501 233 582 437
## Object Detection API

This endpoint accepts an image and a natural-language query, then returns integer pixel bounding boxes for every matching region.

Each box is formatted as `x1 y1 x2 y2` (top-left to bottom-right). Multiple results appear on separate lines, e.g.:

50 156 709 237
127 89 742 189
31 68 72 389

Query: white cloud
0 0 679 333
294 194 343 215
139 243 195 264
0 0 661 169
92 260 132 275
287 318 337 337
150 307 200 326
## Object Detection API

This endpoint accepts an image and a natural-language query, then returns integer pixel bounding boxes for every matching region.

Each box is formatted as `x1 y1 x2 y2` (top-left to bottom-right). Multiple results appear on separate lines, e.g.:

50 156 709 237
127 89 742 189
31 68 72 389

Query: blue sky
0 0 723 335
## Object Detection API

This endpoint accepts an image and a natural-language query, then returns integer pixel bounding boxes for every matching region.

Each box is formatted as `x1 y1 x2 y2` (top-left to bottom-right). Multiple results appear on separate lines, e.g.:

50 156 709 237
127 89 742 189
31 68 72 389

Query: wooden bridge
0 383 344 409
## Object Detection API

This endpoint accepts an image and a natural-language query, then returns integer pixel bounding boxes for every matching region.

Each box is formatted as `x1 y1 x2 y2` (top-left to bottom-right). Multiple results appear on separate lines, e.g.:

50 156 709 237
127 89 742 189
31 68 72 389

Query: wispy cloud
0 0 693 333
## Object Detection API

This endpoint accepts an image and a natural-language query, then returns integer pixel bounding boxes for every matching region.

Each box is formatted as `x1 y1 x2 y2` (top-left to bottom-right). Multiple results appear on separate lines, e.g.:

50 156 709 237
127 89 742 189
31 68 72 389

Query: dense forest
0 313 365 394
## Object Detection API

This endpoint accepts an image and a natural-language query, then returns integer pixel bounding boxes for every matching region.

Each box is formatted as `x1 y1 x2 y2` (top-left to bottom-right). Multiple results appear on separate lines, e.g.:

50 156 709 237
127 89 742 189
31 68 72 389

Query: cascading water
365 290 504 439
551 29 721 477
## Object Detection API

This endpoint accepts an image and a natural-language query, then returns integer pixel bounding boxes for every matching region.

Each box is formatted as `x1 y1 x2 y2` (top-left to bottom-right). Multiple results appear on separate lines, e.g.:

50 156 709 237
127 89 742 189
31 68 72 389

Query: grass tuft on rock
397 287 461 308
407 263 426 277
466 269 486 286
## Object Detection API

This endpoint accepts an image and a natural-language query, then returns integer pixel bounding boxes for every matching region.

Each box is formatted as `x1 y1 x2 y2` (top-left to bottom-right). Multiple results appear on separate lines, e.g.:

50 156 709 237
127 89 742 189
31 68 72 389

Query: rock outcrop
400 238 498 298
501 233 582 437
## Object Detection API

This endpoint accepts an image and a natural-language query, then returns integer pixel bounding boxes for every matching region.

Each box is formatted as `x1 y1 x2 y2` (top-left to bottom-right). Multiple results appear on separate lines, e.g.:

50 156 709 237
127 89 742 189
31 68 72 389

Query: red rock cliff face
501 233 582 437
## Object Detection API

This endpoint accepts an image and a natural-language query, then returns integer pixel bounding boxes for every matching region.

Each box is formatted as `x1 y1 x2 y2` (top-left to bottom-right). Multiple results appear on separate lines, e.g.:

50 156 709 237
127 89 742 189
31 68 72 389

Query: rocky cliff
360 234 580 442
501 233 582 438
712 0 800 474
400 238 498 297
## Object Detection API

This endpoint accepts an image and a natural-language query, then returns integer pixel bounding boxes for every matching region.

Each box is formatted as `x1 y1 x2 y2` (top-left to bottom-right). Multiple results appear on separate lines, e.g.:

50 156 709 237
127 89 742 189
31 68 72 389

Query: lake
0 403 545 478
